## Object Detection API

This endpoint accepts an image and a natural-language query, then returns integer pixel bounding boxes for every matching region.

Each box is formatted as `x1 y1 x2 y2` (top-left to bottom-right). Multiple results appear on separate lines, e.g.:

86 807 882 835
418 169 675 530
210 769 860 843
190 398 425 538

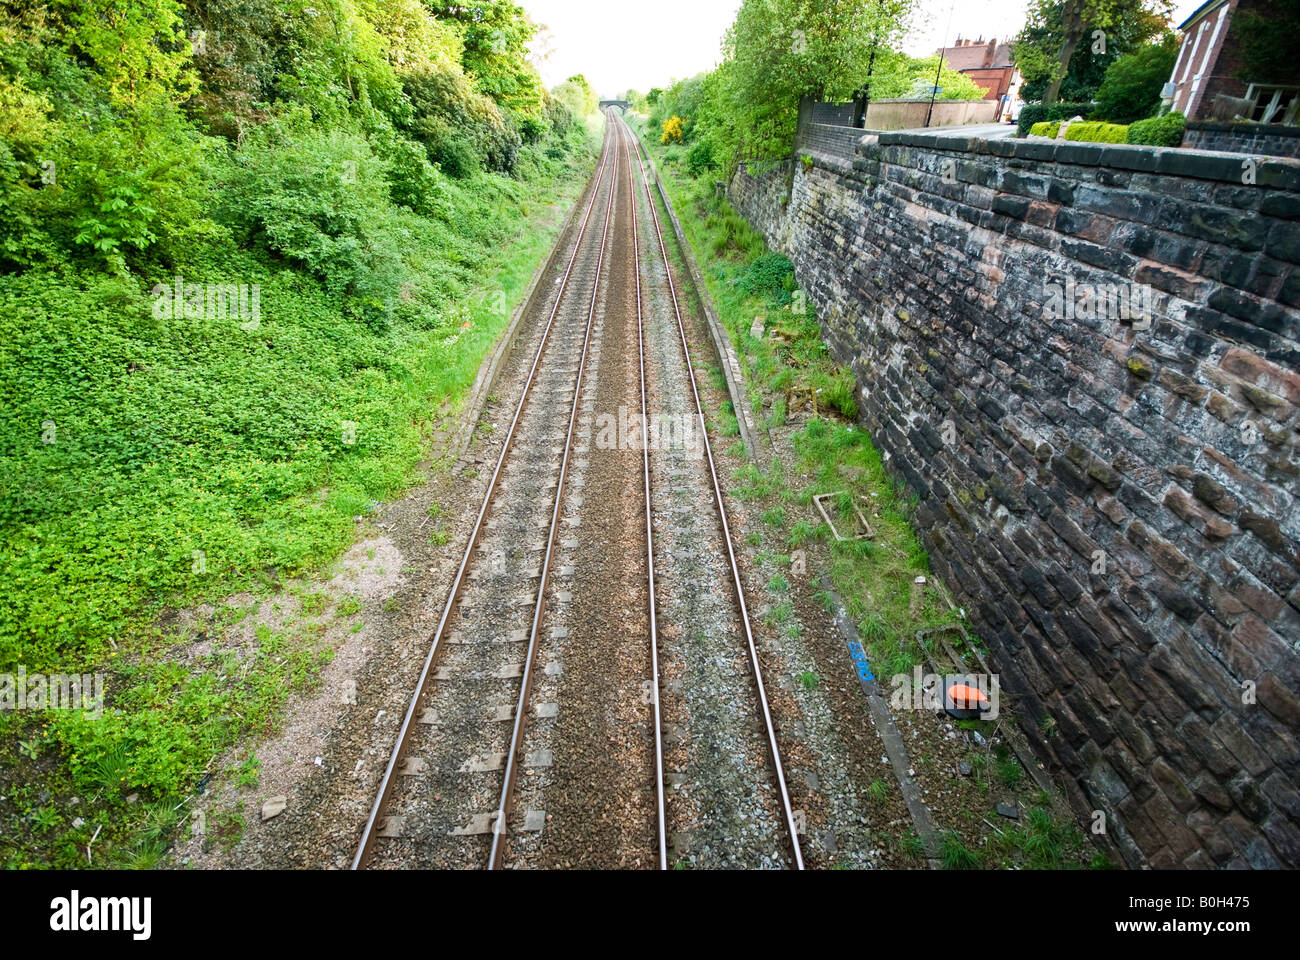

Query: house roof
1178 0 1231 31
939 40 1014 72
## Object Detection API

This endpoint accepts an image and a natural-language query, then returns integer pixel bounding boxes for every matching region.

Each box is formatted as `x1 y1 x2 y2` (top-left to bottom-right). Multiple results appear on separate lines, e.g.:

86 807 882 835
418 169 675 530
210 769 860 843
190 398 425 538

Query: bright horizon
521 0 1208 98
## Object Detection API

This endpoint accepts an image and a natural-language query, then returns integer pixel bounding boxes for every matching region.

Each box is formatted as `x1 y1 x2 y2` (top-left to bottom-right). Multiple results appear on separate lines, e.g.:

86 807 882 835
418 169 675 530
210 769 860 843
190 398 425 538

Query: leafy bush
736 252 796 304
403 65 520 175
428 134 480 178
1028 120 1060 138
1063 121 1130 143
218 119 405 330
687 138 715 176
661 115 685 144
649 75 708 141
551 74 597 117
368 123 453 217
868 52 990 101
0 77 58 266
1127 111 1185 147
1017 101 1095 137
1094 36 1180 124
45 112 211 271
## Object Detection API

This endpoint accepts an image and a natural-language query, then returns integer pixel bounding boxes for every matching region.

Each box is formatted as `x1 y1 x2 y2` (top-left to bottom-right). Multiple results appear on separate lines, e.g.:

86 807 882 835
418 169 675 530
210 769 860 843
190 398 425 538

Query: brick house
936 36 1022 109
1167 0 1300 123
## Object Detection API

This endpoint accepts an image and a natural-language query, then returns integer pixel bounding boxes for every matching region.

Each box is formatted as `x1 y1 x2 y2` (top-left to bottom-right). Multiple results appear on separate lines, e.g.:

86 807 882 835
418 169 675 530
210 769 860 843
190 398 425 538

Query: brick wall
795 122 864 160
730 129 1300 869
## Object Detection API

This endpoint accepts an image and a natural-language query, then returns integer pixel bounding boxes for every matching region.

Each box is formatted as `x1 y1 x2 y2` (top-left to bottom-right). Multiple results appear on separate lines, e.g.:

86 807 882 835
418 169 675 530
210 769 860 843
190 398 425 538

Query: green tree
551 73 596 116
867 52 991 100
422 0 545 120
1092 33 1177 121
60 0 198 107
721 0 915 163
1014 0 1172 105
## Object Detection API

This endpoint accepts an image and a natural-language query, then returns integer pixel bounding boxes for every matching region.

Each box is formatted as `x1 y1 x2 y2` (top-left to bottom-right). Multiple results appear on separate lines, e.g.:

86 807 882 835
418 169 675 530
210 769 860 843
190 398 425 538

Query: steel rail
487 112 625 870
617 114 806 870
351 121 619 871
615 119 669 871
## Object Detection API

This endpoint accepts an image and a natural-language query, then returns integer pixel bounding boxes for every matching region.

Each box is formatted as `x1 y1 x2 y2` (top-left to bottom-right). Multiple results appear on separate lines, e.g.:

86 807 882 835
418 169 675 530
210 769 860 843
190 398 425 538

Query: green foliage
996 756 1025 787
718 0 915 165
939 831 982 869
817 368 859 419
1013 0 1174 105
422 0 545 120
687 138 715 176
866 52 990 101
403 64 520 175
1093 34 1178 123
0 0 596 866
368 120 453 217
1029 120 1060 137
552 73 597 118
61 0 199 108
57 110 214 271
1126 109 1184 146
1233 0 1300 84
737 252 796 303
0 75 58 265
1016 100 1095 136
273 0 408 126
648 73 710 141
218 117 404 329
1062 120 1129 142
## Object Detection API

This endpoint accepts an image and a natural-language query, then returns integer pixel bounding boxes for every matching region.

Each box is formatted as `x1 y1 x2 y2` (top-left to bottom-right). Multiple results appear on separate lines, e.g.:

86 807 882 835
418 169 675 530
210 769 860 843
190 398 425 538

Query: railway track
352 110 803 870
615 114 804 870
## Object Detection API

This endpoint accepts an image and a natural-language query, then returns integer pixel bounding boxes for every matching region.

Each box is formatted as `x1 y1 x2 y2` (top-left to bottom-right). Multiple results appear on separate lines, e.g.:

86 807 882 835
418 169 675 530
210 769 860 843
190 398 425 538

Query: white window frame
1244 84 1300 125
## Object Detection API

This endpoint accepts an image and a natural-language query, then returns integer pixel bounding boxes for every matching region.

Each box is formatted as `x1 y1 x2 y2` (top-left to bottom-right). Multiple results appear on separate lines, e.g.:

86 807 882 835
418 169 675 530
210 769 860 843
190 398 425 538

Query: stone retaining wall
729 128 1300 869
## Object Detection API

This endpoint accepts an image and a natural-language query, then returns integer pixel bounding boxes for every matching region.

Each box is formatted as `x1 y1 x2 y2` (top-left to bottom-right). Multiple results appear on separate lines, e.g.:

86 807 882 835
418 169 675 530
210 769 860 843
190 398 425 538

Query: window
1244 84 1300 125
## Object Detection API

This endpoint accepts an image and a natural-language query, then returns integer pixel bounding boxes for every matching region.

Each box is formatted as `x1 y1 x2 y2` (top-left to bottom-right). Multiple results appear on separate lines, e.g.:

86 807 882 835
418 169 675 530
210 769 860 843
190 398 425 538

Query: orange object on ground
946 684 990 709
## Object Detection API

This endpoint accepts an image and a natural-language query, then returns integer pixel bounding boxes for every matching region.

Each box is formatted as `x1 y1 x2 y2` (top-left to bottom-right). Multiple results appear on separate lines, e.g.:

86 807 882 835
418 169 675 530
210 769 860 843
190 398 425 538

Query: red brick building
1167 0 1299 123
936 36 1020 103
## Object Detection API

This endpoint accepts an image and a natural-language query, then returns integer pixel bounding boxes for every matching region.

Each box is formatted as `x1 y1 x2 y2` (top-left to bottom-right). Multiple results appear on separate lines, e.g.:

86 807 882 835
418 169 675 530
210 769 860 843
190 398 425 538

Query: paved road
904 123 1018 140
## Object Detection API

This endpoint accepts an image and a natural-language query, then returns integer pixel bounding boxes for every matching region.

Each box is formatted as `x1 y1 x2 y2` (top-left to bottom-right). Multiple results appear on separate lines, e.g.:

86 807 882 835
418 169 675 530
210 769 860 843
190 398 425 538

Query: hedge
1029 121 1061 138
1127 111 1186 147
1063 121 1130 143
1017 101 1096 137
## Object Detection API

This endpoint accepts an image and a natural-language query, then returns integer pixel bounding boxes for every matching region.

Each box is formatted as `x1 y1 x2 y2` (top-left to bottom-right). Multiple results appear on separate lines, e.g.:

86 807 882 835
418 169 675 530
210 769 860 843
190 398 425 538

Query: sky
521 0 1208 99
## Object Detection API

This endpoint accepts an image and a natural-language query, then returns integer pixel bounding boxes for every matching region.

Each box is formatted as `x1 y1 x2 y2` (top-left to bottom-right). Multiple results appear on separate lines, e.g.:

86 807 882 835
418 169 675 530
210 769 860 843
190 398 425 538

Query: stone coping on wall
1187 120 1300 139
861 131 1300 189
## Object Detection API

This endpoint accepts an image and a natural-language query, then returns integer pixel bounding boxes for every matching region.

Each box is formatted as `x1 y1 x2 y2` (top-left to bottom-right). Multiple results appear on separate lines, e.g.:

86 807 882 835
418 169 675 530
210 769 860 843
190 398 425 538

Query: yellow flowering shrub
661 115 685 144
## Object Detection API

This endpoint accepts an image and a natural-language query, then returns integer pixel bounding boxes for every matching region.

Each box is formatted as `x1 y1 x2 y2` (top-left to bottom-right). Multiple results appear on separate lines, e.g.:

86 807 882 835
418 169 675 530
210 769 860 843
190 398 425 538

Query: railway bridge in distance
599 100 630 112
